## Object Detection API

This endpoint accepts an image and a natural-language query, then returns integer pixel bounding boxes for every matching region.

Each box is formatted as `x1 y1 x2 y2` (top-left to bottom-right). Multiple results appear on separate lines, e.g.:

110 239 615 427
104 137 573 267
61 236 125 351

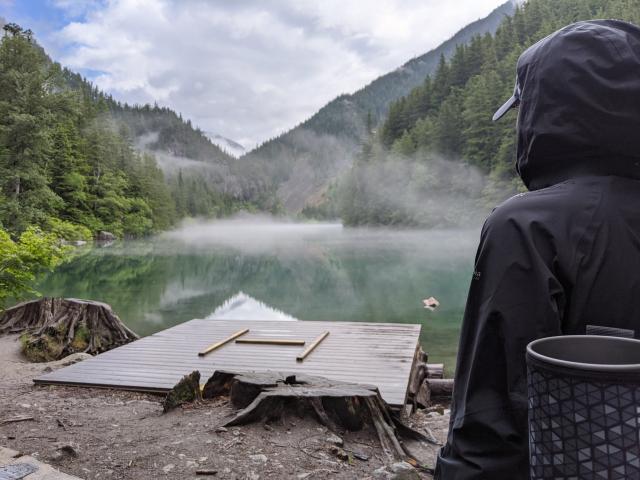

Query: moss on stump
163 371 202 412
1 298 138 362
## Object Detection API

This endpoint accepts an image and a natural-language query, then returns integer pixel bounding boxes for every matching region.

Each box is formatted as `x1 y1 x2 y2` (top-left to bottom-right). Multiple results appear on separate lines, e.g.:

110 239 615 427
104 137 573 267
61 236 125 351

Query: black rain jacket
435 20 640 479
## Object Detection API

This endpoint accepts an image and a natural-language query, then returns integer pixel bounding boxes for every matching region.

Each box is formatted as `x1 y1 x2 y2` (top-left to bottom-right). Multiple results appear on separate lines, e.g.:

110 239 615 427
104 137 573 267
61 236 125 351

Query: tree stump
202 370 430 462
163 371 202 412
0 298 138 362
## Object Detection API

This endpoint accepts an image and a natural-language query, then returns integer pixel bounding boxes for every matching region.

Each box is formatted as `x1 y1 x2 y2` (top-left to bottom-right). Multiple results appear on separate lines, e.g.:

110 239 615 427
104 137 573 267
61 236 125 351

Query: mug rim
526 335 640 372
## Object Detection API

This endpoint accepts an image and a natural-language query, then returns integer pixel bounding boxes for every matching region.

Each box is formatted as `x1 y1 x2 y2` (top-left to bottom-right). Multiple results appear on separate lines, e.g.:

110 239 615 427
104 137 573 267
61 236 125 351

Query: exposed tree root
0 297 138 362
202 370 430 462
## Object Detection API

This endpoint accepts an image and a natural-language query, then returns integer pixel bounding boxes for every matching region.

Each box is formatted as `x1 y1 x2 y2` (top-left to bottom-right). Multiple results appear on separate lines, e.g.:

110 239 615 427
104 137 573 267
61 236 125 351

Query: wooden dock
34 319 421 407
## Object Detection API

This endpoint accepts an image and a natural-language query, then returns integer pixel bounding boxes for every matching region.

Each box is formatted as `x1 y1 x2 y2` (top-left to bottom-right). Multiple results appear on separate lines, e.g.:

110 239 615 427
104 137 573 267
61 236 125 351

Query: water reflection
36 221 479 371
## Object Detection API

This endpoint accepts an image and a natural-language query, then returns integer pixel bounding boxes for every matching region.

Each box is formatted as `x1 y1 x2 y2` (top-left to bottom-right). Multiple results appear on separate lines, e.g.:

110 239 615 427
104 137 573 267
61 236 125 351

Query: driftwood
0 298 138 362
203 370 430 462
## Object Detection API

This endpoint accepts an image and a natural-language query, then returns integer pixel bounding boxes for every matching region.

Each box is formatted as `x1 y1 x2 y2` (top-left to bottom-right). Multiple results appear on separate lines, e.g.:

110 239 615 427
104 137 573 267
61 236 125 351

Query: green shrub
46 218 93 242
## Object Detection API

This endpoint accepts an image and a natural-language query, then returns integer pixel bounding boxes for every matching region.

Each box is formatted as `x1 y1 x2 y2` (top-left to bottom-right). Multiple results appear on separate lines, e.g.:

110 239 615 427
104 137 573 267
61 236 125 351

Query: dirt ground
0 335 450 479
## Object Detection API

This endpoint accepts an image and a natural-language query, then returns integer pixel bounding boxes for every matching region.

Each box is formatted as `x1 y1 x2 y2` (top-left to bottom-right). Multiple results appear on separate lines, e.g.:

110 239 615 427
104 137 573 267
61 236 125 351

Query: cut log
425 363 444 379
202 370 430 462
0 298 138 362
427 378 454 398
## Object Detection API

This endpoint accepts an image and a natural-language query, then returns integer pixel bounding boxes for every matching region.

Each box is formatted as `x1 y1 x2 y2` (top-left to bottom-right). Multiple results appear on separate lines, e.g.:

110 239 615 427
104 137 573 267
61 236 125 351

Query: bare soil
0 335 450 479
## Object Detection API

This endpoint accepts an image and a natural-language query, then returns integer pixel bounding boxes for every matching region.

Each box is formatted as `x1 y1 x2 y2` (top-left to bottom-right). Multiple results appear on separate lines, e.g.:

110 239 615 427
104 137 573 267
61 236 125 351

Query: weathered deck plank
34 319 421 407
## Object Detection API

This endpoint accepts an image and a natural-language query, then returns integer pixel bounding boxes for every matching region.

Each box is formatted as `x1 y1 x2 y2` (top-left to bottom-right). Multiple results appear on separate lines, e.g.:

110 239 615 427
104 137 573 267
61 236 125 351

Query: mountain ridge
241 1 516 213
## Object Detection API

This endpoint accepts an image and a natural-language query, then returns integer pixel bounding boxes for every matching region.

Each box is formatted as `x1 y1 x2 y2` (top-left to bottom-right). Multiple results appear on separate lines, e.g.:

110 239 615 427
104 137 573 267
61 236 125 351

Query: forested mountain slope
240 1 516 213
63 69 274 218
339 0 640 227
0 24 259 240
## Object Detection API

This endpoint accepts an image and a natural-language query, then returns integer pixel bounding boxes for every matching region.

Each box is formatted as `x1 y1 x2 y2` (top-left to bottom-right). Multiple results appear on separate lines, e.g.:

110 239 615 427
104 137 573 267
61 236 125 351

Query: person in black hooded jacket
435 19 640 479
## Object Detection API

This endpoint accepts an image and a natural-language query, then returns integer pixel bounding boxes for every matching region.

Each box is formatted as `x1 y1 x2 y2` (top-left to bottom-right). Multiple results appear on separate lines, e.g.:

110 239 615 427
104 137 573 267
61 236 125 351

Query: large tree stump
203 370 430 462
0 298 138 362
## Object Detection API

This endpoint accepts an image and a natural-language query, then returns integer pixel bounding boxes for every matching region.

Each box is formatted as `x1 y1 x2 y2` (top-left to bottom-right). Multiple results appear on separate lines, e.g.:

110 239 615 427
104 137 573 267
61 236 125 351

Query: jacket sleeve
435 205 565 480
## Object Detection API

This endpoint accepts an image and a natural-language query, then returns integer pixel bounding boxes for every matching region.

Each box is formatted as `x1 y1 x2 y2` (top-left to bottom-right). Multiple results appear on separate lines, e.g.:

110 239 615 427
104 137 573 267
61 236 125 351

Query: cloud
42 0 504 148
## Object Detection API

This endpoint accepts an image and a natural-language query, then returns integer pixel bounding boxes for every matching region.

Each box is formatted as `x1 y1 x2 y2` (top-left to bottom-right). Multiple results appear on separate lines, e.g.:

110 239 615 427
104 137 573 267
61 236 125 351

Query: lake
36 219 480 373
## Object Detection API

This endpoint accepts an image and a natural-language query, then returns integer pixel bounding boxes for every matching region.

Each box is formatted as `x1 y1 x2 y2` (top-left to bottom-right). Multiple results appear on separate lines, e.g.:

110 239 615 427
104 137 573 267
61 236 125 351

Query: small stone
325 434 343 447
389 461 420 480
50 443 78 462
48 452 65 463
373 462 421 480
263 423 273 431
215 427 228 433
185 460 198 468
373 466 389 479
351 451 369 461
249 454 267 463
162 464 175 474
198 456 208 463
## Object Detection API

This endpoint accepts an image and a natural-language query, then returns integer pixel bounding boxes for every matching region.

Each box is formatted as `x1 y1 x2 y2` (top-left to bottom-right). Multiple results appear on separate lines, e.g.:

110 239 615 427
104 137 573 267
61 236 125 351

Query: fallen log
202 370 430 462
0 298 138 362
427 378 454 398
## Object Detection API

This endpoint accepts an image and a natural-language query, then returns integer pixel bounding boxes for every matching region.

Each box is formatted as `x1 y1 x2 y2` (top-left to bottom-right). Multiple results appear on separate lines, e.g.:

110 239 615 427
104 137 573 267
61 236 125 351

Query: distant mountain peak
209 134 246 158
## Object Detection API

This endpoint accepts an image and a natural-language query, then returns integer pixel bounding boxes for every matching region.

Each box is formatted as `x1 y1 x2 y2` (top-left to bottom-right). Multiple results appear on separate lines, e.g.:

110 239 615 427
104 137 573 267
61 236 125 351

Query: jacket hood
513 20 640 190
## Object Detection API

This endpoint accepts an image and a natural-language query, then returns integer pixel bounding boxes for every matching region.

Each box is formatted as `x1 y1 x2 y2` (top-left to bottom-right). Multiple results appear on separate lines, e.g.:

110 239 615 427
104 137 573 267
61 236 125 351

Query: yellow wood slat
235 338 306 346
198 328 249 356
296 331 330 362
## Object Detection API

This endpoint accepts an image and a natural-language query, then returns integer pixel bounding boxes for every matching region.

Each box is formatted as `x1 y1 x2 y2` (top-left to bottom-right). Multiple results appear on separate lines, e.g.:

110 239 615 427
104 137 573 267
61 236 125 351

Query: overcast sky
1 0 506 149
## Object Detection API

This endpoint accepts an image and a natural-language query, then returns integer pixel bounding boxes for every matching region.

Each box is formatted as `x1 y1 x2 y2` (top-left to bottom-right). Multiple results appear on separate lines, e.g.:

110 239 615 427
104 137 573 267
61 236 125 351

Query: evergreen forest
0 23 256 242
336 0 640 227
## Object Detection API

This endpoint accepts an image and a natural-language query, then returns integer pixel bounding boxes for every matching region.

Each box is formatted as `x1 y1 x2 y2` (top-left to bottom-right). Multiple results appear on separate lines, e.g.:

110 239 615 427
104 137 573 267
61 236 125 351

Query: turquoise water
36 220 479 372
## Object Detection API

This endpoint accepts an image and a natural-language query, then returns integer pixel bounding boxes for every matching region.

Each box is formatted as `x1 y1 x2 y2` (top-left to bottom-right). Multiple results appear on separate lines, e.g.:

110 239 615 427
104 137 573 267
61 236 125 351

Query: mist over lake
36 218 479 372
